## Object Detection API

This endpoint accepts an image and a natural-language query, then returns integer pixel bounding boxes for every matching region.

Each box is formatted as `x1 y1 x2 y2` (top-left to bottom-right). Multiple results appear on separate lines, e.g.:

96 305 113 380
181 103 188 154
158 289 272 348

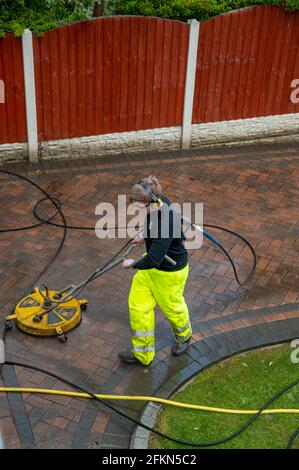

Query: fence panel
0 35 27 144
33 17 189 142
2 8 299 147
192 6 299 124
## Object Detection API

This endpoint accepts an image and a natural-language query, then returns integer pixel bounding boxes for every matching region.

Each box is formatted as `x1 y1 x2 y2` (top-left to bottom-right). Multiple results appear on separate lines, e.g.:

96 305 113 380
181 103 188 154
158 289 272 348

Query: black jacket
133 195 188 271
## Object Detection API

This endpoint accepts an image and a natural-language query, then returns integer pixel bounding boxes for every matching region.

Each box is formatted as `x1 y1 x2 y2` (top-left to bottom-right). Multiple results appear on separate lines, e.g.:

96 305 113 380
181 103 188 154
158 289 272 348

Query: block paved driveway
0 140 298 448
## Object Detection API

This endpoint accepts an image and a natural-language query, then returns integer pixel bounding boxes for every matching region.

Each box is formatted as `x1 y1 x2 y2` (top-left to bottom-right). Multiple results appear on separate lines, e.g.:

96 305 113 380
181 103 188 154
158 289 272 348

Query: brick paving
0 140 298 448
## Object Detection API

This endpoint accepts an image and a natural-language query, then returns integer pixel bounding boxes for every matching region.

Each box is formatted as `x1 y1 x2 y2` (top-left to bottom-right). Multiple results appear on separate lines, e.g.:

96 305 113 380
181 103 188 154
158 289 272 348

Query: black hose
0 169 257 343
204 224 257 286
0 168 257 315
4 360 298 448
0 170 67 291
0 169 295 449
0 169 69 346
33 195 257 287
287 426 299 449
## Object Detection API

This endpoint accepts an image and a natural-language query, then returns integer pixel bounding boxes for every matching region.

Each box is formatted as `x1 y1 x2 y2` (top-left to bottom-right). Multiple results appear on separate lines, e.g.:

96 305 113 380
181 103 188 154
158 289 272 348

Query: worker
118 175 192 366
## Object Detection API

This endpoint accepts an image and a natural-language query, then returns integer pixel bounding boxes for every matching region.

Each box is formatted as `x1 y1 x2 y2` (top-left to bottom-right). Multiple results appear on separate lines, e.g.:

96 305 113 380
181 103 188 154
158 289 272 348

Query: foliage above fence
1 1 299 36
110 0 299 21
0 0 93 37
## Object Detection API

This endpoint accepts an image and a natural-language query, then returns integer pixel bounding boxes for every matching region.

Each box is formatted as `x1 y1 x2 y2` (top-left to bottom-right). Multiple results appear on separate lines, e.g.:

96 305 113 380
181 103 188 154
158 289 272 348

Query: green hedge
1 1 299 37
109 0 299 22
0 0 93 37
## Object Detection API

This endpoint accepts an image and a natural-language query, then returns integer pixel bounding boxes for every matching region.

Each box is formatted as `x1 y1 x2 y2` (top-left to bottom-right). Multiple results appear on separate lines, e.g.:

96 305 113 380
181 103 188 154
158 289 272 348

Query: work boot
172 338 191 357
118 350 143 365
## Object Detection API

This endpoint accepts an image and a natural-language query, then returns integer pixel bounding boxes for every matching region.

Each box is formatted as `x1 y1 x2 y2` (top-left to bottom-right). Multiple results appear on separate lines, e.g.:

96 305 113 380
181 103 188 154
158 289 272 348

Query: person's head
129 176 162 208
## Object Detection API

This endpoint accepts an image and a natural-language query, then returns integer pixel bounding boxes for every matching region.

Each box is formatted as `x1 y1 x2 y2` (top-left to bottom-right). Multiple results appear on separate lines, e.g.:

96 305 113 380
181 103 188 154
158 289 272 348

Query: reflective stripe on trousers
128 264 191 366
174 322 192 343
132 345 155 353
132 330 155 338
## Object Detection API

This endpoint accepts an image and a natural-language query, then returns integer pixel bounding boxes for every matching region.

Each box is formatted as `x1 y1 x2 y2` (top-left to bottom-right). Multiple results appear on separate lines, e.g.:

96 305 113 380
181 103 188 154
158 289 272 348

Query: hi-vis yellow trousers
129 264 192 365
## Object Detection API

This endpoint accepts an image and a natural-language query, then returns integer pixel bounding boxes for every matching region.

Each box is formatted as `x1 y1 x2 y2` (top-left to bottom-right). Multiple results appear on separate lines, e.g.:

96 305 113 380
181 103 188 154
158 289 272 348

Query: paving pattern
0 140 298 448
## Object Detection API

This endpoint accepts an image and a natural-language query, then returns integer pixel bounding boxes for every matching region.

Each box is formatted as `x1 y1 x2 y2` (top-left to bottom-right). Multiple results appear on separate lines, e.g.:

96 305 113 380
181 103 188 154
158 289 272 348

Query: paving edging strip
130 317 299 449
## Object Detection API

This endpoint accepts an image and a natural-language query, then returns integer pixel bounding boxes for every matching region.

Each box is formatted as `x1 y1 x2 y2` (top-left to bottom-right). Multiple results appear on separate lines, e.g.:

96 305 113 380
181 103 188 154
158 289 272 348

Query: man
118 175 192 366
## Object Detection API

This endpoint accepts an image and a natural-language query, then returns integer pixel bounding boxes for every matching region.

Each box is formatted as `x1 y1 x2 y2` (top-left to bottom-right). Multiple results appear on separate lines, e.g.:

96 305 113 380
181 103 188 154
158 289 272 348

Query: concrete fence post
22 28 38 162
182 19 200 149
0 79 4 103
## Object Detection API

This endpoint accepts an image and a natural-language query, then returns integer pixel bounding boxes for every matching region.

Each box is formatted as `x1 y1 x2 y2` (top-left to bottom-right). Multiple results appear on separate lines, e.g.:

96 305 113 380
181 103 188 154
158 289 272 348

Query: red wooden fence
33 17 189 142
192 6 299 124
1 7 299 147
0 35 27 144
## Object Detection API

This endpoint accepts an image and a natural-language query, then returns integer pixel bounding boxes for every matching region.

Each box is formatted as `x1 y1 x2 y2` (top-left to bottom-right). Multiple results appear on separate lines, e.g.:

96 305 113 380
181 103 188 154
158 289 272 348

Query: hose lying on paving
33 198 257 287
0 170 68 297
0 168 258 331
0 386 298 415
1 169 297 448
0 170 257 288
2 361 299 448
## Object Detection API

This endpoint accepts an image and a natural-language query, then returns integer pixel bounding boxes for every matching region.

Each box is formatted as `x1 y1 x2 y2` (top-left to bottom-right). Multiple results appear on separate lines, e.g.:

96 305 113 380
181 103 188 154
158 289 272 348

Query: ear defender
138 180 163 207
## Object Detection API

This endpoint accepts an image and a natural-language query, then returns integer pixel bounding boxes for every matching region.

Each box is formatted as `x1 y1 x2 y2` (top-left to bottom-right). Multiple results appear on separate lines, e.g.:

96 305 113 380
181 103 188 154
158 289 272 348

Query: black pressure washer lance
37 239 177 314
12 180 213 332
4 180 256 342
4 232 177 342
36 181 206 322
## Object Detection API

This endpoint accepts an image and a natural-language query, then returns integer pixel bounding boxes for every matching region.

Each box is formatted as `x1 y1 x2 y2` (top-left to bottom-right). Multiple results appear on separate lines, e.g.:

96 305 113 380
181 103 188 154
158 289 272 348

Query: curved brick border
130 317 299 449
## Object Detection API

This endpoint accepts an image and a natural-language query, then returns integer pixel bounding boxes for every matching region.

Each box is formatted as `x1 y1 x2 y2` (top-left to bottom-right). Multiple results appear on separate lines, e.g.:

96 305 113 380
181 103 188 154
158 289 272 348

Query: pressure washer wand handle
81 243 136 282
54 284 76 298
132 229 177 266
164 255 177 266
54 243 136 301
180 215 219 244
129 253 176 268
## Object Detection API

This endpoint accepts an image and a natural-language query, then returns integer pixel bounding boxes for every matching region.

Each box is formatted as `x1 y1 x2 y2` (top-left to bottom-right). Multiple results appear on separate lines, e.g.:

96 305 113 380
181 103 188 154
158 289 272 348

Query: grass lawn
150 343 299 449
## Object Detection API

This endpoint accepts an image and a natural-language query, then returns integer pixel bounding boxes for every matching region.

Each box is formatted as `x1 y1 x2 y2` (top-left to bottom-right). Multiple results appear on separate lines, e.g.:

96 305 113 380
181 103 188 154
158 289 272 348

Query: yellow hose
0 387 299 415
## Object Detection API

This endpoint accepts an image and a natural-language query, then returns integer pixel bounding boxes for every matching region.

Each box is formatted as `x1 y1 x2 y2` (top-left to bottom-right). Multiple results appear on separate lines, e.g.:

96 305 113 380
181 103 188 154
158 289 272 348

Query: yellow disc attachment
6 287 88 341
